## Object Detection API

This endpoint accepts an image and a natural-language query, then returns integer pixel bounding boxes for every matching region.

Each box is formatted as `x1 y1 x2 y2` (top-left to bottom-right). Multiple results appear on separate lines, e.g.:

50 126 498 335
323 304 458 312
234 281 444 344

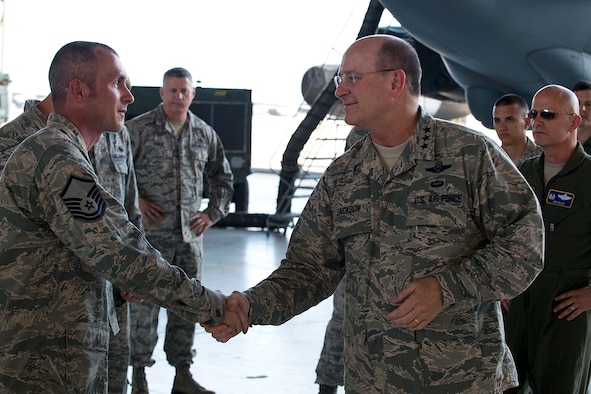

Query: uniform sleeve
34 143 225 324
203 126 234 223
125 120 142 164
434 141 544 308
121 126 144 232
244 175 344 325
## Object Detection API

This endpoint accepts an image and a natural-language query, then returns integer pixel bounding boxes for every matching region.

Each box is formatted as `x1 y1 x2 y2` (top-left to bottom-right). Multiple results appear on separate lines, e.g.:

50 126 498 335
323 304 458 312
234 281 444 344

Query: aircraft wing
380 0 591 128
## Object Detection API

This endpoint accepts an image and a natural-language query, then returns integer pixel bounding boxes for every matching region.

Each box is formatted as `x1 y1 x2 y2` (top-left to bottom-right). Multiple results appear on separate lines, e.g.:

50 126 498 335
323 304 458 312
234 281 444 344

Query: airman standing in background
492 93 542 166
126 67 234 394
571 80 591 154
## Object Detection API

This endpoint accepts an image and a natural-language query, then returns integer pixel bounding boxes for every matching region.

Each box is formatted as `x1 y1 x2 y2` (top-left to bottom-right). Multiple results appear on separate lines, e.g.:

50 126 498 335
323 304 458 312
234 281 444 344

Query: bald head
345 34 422 97
335 34 422 144
530 84 582 162
533 84 579 115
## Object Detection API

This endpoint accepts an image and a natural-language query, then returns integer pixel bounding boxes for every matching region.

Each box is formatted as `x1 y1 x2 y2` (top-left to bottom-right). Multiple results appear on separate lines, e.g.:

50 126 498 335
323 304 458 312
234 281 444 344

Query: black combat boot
171 365 215 394
131 367 149 394
319 384 338 394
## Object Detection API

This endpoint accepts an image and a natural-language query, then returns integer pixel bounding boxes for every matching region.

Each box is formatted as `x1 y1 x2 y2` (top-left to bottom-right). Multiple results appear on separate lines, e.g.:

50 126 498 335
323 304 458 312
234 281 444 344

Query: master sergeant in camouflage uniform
0 95 141 394
0 41 246 394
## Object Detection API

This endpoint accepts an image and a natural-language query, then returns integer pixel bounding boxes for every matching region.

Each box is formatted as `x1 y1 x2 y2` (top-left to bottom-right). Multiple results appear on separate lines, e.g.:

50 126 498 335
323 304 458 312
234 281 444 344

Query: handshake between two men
205 277 445 342
204 291 251 342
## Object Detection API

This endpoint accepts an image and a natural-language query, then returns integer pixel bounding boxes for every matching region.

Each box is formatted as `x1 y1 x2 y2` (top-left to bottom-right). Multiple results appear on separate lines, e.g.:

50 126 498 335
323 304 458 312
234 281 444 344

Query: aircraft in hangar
380 0 591 129
272 0 591 223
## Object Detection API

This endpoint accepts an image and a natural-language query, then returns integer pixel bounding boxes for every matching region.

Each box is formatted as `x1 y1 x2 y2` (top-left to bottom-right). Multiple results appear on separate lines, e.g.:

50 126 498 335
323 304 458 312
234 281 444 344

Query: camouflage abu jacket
0 101 142 230
0 113 225 393
514 137 542 167
126 104 233 242
244 108 544 393
0 99 47 172
0 99 143 319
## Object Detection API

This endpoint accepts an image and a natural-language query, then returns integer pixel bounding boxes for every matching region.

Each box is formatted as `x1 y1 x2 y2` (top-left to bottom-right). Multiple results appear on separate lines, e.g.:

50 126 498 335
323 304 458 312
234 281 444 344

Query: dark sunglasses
529 109 577 120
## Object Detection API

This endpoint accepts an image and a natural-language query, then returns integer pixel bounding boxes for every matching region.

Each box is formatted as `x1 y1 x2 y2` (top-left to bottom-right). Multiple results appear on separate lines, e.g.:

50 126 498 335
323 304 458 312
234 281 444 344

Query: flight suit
505 144 591 394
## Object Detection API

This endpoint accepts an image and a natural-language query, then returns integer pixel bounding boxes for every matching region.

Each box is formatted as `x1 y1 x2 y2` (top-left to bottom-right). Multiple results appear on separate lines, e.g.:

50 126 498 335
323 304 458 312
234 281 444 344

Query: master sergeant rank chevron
61 175 106 221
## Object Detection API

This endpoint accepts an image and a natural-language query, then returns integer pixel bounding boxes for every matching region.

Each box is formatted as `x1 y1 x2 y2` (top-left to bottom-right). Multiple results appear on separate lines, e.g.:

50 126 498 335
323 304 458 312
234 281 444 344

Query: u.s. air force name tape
61 175 106 221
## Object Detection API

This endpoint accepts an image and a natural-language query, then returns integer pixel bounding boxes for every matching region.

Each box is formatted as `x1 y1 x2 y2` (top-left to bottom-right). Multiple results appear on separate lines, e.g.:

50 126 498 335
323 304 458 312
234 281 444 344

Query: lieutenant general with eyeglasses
204 34 544 394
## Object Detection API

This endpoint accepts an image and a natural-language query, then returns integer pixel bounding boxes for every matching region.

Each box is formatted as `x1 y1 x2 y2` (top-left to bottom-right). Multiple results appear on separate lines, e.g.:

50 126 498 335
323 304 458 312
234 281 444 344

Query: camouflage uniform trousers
129 238 203 368
315 277 345 387
108 302 130 394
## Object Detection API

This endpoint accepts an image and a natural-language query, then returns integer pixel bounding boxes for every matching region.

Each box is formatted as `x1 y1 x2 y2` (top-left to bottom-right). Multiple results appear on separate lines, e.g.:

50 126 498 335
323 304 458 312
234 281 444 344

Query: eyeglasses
528 109 577 120
333 68 397 88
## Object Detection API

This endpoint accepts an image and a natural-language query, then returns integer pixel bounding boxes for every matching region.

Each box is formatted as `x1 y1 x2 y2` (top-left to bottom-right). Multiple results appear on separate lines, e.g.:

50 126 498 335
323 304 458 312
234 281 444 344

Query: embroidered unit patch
546 189 574 208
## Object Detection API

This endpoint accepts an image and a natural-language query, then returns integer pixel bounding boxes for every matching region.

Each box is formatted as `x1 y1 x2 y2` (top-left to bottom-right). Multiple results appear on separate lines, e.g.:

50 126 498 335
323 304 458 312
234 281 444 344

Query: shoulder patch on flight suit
61 176 106 220
546 189 574 208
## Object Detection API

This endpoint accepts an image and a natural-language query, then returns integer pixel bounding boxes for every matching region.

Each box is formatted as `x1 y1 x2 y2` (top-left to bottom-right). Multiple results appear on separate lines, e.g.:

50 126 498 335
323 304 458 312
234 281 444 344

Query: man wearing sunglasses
504 84 591 394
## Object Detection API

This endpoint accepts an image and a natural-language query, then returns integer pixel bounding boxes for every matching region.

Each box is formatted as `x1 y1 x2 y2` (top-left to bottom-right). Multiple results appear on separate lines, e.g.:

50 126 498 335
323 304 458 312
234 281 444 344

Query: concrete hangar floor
131 171 343 394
